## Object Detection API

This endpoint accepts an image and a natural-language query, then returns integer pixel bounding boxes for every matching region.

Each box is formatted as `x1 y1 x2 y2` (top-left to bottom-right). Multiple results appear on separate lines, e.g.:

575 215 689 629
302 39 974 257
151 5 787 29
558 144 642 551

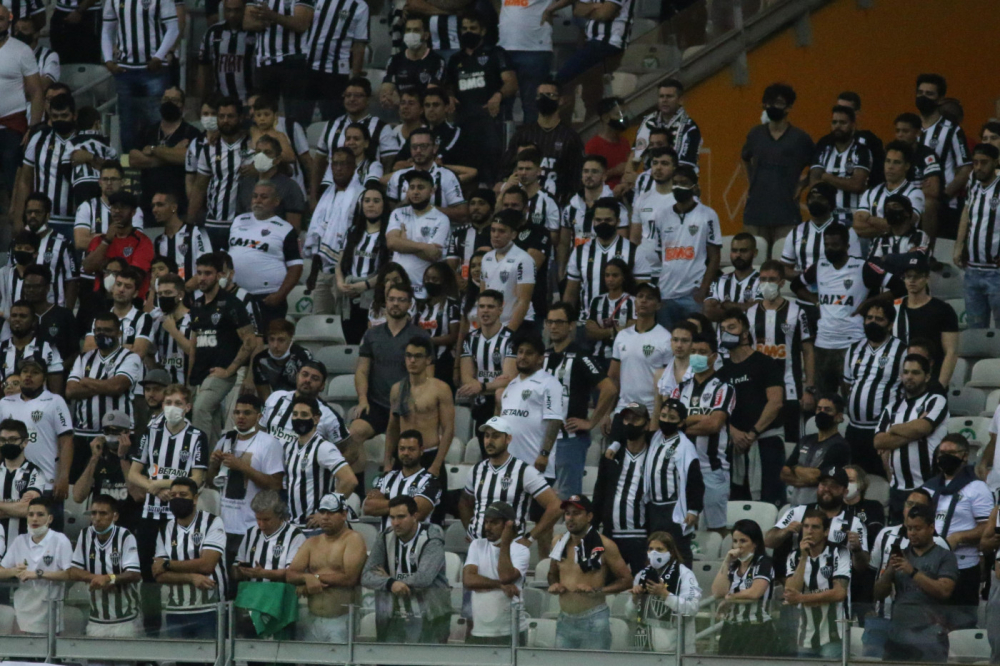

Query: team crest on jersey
43 251 52 262
193 531 203 546
31 411 42 423
991 197 1000 210
491 349 501 364
43 554 53 565
519 230 530 241
499 270 510 283
688 225 698 236
179 448 190 462
15 478 26 492
501 475 512 489
419 71 431 84
642 344 654 357
178 244 188 256
273 544 283 557
211 313 221 325
261 229 271 237
521 389 532 401
406 484 418 496
532 211 543 224
780 322 794 335
843 278 853 289
111 550 121 566
49 325 58 337
123 247 133 257
878 355 889 368
420 226 432 238
820 565 833 578
478 55 488 65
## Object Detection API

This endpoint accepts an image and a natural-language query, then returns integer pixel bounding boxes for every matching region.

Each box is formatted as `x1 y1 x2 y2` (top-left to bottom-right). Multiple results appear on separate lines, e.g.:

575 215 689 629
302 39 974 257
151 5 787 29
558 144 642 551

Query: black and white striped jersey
632 109 702 168
253 0 315 66
340 229 386 281
526 190 561 233
877 389 948 491
198 23 256 102
707 270 760 309
746 300 811 400
132 421 209 519
868 229 931 260
964 175 1000 268
154 225 214 281
318 113 398 165
32 44 58 80
155 511 228 612
580 0 634 49
386 165 464 208
858 180 925 219
4 0 43 22
185 135 209 175
235 521 306 580
608 446 646 538
920 117 971 209
68 347 143 435
780 219 861 275
33 227 77 308
70 526 141 623
388 9 456 53
722 554 773 624
463 454 550 538
74 198 146 242
23 128 76 223
102 0 179 68
566 236 651 317
70 131 117 191
0 335 64 383
284 433 349 526
153 312 191 385
307 0 368 74
561 186 628 248
812 139 872 223
586 293 636 360
671 375 735 472
261 390 347 450
461 326 515 404
196 135 254 225
0 460 43 552
843 336 906 428
371 468 442 531
785 543 850 648
415 298 460 359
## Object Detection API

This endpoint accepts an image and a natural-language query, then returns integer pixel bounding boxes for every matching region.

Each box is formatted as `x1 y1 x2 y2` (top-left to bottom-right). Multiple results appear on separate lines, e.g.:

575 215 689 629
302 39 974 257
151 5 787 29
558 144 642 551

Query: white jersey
1 529 73 633
655 359 694 399
500 370 566 478
386 206 451 299
304 181 364 270
654 201 722 299
631 186 675 270
227 214 303 295
466 538 530 636
0 391 72 490
612 324 673 414
481 244 536 326
798 257 881 349
987 404 1000 491
925 478 993 568
212 430 285 534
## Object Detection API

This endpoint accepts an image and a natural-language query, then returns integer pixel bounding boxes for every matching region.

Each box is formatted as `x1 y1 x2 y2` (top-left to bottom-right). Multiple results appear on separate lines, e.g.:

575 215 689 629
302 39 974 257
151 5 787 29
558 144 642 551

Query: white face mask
219 274 229 289
759 282 780 301
402 32 423 50
103 274 117 292
201 115 219 132
253 151 275 173
29 524 48 539
738 551 755 563
760 109 770 124
235 424 257 436
846 481 859 501
163 405 186 426
648 550 671 569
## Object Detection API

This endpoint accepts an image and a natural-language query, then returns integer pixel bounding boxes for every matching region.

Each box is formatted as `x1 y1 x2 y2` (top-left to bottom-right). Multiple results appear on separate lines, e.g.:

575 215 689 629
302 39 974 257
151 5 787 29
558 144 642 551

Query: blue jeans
862 616 890 659
114 68 170 152
964 266 1000 329
163 610 217 640
506 51 553 125
555 40 622 86
656 293 699 330
555 433 590 499
555 604 611 650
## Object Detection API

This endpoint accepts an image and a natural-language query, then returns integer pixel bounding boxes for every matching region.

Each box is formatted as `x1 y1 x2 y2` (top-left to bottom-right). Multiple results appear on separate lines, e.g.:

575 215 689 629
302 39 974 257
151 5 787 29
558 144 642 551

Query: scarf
550 527 605 573
924 465 977 537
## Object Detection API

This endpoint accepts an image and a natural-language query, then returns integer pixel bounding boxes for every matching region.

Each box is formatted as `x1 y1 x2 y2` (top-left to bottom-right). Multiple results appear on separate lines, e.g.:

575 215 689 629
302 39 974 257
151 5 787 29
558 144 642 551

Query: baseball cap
560 494 594 512
622 402 649 420
662 398 688 421
902 252 930 275
141 368 172 387
402 169 435 186
885 193 914 215
318 493 348 513
819 466 849 487
101 410 130 431
478 416 513 435
484 501 516 523
16 357 47 375
469 187 496 209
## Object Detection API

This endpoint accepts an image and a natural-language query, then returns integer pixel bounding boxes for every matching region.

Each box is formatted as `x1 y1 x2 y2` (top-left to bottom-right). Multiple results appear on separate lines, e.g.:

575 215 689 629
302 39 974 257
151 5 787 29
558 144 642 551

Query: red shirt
87 229 155 296
584 134 631 188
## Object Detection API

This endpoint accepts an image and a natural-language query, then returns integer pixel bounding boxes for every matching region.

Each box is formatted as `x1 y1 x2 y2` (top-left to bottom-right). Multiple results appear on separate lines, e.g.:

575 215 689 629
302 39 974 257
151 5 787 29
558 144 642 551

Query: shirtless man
385 337 455 477
286 493 367 643
547 494 632 650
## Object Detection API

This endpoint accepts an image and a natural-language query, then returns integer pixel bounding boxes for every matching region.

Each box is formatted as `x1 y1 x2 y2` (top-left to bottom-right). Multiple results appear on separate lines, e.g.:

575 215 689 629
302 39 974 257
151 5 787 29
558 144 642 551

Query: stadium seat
0 605 14 634
581 466 598 495
521 586 545 618
363 435 385 468
295 314 346 346
198 488 221 516
585 441 601 466
720 534 732 558
866 474 890 507
947 417 992 445
985 389 1000 416
610 72 638 98
636 0 659 18
463 437 482 463
63 489 90 543
62 605 87 636
948 387 987 417
551 6 577 45
346 493 361 517
526 618 557 648
445 438 465 464
691 560 723 594
948 628 990 661
770 236 786 262
951 357 971 388
325 374 358 402
947 298 968 330
313 345 360 376
934 238 956 265
693 531 722 560
532 558 551 588
444 521 469 555
610 618 629 650
968 359 1000 389
306 121 326 150
726 500 778 532
352 522 378 549
959 329 999 358
359 612 377 640
286 285 314 318
448 615 468 644
143 226 165 240
455 406 472 442
445 551 463 586
929 266 964 300
448 464 473 492
720 236 734 267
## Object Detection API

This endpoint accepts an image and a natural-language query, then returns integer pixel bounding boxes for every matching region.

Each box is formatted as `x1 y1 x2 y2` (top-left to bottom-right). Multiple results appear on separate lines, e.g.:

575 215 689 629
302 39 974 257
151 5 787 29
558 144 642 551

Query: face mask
689 353 709 373
158 295 177 313
624 423 646 441
169 497 194 519
291 418 314 436
402 32 423 49
459 31 481 50
607 117 627 132
103 274 117 291
424 282 444 299
825 248 847 264
163 405 185 426
235 424 257 436
536 96 559 116
807 200 830 219
936 453 964 476
864 322 886 343
738 552 755 563
93 523 115 536
673 186 695 204
658 420 679 437
759 282 780 301
28 524 48 539
0 444 21 460
51 120 75 135
253 152 275 173
719 331 742 350
218 275 229 289
104 434 119 444
13 31 31 44
648 550 671 569
593 223 616 241
814 411 836 431
886 208 909 226
410 198 430 211
764 106 785 122
13 251 34 266
160 102 182 123
201 115 219 132
915 96 937 115
95 334 117 352
845 482 859 501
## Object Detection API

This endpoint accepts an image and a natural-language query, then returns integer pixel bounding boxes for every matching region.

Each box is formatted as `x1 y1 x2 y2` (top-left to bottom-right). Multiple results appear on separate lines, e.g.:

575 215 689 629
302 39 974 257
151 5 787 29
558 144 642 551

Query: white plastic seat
197 488 221 516
454 406 473 442
531 558 551 588
444 521 469 555
445 438 465 464
312 345 360 375
294 314 346 344
363 435 385 468
306 121 327 150
581 466 598 495
929 266 964 300
967 359 1000 389
726 500 778 532
691 560 723 594
286 285 314 318
948 628 990 660
951 357 971 388
947 298 968 330
770 236 786 262
447 464 474 492
352 522 378 549
947 416 993 445
521 586 544 618
719 236 734 267
948 387 986 417
866 474 890 507
463 437 482 463
959 329 999 358
985 389 1000 417
445 551 463 586
358 612 377 639
325 374 358 402
609 617 629 650
693 531 722 560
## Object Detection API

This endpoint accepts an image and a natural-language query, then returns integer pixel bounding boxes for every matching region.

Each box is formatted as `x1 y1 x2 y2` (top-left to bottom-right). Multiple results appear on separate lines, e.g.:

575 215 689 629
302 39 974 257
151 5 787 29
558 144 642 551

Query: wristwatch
540 449 551 457
109 573 117 585
35 569 44 580
163 559 171 571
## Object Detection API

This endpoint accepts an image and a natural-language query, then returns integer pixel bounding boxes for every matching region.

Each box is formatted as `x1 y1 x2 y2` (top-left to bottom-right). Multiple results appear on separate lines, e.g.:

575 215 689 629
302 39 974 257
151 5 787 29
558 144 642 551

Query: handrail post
348 602 356 665
47 598 57 662
510 598 520 666
675 613 684 666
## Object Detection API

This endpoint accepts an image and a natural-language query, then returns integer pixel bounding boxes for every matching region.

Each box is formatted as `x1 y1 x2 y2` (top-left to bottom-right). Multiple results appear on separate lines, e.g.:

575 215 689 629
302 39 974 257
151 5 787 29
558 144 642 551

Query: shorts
299 613 349 643
703 468 730 529
529 478 557 522
86 617 143 637
361 400 391 434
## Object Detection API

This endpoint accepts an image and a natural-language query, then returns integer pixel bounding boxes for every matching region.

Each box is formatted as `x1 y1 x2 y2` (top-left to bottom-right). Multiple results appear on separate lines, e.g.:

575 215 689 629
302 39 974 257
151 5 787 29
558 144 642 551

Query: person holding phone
628 531 701 652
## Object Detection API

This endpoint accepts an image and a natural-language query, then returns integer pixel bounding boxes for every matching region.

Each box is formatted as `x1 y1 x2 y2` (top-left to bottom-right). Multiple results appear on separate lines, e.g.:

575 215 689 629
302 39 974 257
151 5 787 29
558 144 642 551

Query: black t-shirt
396 122 474 168
385 50 446 95
446 45 512 122
90 449 142 531
785 432 850 470
542 343 603 425
38 305 78 365
137 121 202 216
896 297 959 373
717 350 785 432
252 343 314 392
189 288 253 385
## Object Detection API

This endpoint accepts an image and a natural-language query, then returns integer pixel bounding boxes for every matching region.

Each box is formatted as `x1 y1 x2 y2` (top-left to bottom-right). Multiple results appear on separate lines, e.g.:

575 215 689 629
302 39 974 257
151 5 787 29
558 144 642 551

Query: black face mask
160 102 182 123
673 186 695 204
593 223 616 241
765 106 785 122
12 31 31 44
623 423 646 441
424 282 443 299
814 412 836 432
51 120 75 135
807 200 830 219
410 198 430 211
659 421 679 437
915 96 937 116
169 497 194 519
459 31 481 50
0 29 8 39
291 418 314 436
95 334 117 352
0 444 21 460
607 117 627 132
864 322 886 343
20 384 43 399
158 296 177 313
825 248 847 264
536 96 559 116
885 208 909 226
13 251 34 266
936 453 964 476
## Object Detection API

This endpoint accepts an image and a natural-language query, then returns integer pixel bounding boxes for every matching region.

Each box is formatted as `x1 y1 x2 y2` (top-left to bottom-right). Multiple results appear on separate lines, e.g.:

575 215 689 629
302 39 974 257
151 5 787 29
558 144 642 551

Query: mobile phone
889 542 902 558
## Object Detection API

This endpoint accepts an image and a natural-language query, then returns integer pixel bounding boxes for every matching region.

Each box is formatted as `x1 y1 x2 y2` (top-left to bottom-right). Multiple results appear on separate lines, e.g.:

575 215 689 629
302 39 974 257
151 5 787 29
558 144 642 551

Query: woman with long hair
416 261 460 386
344 122 384 187
585 258 637 363
335 185 391 344
711 519 777 656
628 531 702 652
455 250 487 386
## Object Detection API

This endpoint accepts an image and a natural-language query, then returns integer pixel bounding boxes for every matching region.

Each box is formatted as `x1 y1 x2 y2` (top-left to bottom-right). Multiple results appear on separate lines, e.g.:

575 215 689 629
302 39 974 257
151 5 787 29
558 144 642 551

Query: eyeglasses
0 438 22 446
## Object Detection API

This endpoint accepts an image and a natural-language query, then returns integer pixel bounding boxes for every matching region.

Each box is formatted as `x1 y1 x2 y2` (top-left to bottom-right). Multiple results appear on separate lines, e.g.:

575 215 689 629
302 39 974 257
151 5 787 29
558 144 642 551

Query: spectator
0 418 43 552
779 182 861 284
922 433 992 629
251 319 313 399
629 147 677 270
72 410 141 531
71 106 119 204
152 478 227 638
781 394 849 505
652 321 696 417
74 162 146 252
386 170 452 299
362 495 450 643
585 258 637 366
558 155 626 271
247 95 299 185
495 0 553 125
260 361 347 450
783 508 850 658
741 83 815 255
388 0 467 61
815 92 884 183
653 165 721 329
339 123 384 187
543 302 616 498
460 251 486 332
844 463 885 624
366 262 417 327
619 127 672 200
197 0 255 104
497 186 552 321
632 78 702 173
501 148 560 245
415 263 460 385
20 193 78 310
447 189 493 287
152 191 213 286
954 143 1000 329
334 185 390 344
387 129 468 224
0 232 41 319
286 492 367 642
906 338 949 397
584 97 631 189
865 195 930 266
81 269 154 372
365 430 442 530
628 531 702 651
305 0 367 122
873 504 957 662
20 265 78 368
82 191 155 297
809 105 872 224
853 141 926 240
481 210 536 332
393 90 475 176
463 501 531 644
215 250 264 343
703 233 760 323
0 5 44 201
0 497 72 634
380 18 446 109
235 135 308 233
711 519 777 656
892 112 944 247
983 492 1000 662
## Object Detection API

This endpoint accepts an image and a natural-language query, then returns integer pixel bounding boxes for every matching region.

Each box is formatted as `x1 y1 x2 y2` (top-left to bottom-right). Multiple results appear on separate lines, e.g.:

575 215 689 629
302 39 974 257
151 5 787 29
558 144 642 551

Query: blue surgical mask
689 353 709 373
94 524 114 536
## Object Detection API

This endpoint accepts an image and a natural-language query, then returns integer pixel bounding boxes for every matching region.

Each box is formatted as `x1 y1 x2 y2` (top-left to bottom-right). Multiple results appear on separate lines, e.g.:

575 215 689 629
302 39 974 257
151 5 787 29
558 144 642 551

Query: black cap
902 252 930 274
402 169 435 186
16 357 47 375
884 193 914 215
809 182 838 207
818 466 849 487
484 501 516 523
300 360 329 381
560 494 594 512
107 191 139 209
662 398 688 421
469 187 496 209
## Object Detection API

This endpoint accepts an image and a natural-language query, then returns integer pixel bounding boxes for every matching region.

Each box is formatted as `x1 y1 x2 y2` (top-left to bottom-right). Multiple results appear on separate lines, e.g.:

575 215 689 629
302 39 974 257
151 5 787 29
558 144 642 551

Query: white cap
478 416 513 435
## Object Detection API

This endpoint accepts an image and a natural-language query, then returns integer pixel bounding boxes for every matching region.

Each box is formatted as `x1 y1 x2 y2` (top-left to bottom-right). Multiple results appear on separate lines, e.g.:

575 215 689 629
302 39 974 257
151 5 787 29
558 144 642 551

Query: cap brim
560 500 590 511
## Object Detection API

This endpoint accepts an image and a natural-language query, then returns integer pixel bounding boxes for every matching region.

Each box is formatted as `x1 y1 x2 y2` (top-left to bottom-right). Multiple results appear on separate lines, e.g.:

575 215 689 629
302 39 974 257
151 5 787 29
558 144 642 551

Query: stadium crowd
2 0 1000 659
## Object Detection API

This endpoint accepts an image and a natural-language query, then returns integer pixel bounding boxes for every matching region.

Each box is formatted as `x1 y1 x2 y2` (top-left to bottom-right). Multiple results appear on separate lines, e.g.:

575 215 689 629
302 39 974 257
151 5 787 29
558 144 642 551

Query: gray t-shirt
890 543 958 630
741 123 815 227
785 433 850 505
236 174 306 218
358 320 430 408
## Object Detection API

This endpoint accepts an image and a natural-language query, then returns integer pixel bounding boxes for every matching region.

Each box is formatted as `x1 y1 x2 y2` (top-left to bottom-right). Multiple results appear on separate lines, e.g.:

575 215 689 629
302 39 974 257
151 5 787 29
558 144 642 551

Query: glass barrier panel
0 580 50 659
